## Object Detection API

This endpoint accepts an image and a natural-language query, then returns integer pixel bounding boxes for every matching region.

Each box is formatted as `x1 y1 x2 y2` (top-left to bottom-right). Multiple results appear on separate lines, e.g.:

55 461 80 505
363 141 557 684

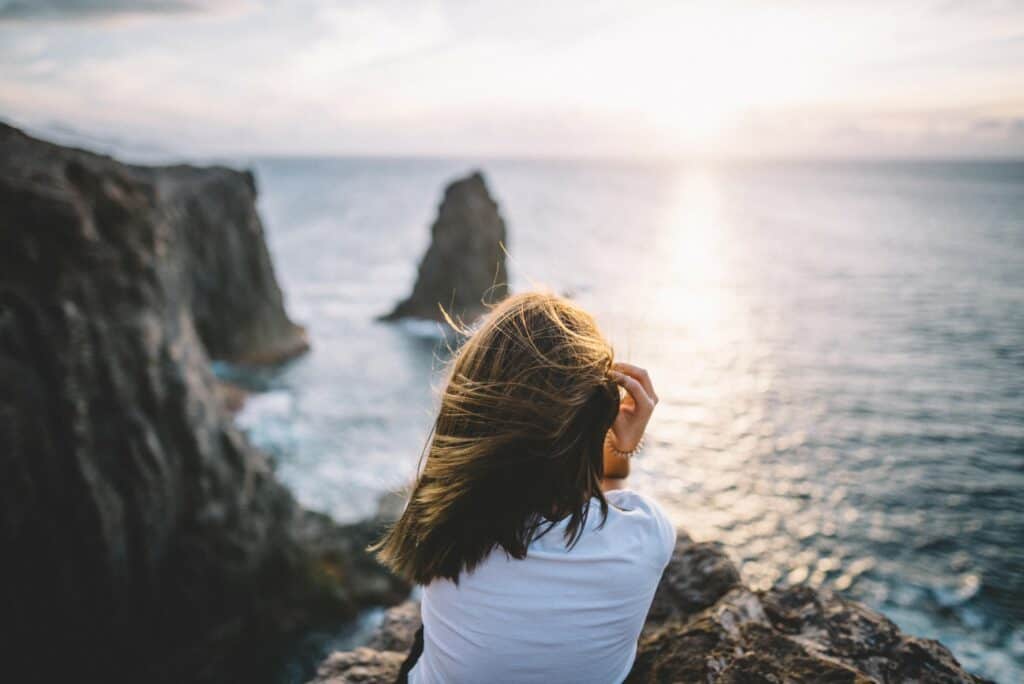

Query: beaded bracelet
606 433 645 459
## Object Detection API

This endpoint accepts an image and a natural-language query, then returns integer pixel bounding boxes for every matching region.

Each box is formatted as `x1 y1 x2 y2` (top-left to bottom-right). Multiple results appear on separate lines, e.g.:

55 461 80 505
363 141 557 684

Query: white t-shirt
409 489 676 684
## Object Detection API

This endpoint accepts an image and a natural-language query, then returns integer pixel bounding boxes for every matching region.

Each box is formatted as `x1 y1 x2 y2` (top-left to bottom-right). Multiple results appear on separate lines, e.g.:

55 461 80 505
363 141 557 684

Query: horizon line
11 118 1024 168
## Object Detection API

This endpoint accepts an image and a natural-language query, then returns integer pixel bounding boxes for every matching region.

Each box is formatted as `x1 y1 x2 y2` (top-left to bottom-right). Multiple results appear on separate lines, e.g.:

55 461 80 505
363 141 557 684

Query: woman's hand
608 362 658 452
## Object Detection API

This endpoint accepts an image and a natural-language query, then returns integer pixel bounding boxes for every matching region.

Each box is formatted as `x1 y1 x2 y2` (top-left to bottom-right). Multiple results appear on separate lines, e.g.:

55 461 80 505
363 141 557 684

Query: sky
1 0 1023 160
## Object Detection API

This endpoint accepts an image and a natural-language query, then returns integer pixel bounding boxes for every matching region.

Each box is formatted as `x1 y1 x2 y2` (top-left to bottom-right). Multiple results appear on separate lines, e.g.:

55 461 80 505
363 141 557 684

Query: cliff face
311 534 988 684
144 164 310 364
382 171 509 323
0 123 406 683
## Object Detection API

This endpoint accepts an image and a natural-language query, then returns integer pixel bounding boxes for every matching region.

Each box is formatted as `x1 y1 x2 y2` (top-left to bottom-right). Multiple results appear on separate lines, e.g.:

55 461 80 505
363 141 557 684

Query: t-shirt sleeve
606 489 677 568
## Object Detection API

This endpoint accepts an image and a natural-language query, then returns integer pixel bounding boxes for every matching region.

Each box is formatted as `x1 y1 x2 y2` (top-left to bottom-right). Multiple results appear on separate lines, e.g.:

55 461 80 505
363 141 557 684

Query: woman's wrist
602 433 633 480
605 432 645 459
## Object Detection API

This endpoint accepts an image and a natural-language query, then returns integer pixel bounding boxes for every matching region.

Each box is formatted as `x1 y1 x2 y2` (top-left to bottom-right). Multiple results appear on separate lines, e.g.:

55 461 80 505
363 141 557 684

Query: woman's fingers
609 368 655 453
613 362 658 404
609 364 657 454
610 370 654 411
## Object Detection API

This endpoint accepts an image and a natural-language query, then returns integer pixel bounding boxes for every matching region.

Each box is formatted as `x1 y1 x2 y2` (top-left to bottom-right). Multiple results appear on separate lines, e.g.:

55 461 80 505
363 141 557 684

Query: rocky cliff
382 171 509 323
0 123 408 683
311 533 988 684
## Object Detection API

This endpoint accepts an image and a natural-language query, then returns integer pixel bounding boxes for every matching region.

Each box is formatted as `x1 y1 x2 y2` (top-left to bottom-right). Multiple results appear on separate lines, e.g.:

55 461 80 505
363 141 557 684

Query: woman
373 292 676 683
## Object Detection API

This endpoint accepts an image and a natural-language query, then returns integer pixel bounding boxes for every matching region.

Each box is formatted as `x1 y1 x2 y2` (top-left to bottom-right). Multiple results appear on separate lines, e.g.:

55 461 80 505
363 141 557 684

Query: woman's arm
600 363 657 492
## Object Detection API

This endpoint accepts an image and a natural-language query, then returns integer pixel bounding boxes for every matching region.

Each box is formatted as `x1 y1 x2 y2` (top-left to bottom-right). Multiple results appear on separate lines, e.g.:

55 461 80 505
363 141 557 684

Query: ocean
218 157 1024 682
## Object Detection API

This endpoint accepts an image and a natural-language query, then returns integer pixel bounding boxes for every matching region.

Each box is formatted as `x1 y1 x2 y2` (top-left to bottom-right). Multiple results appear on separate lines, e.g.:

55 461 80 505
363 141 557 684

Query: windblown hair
372 291 620 585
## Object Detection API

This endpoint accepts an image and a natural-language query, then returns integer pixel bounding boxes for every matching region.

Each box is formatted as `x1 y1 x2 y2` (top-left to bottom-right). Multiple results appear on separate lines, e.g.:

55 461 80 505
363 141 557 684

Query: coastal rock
215 378 250 412
314 648 409 683
627 581 988 683
310 536 988 684
382 171 509 323
150 163 311 364
311 601 420 683
644 533 742 628
0 123 408 683
365 599 423 652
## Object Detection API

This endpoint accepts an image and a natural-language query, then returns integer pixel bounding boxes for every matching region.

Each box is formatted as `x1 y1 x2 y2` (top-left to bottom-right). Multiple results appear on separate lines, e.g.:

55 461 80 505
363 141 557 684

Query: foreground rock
382 171 509 323
0 123 408 683
311 534 987 684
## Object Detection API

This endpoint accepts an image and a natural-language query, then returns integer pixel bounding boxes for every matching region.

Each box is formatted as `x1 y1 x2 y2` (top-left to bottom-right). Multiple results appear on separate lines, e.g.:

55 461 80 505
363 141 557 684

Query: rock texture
311 534 988 684
0 123 408 684
315 649 409 683
382 171 508 323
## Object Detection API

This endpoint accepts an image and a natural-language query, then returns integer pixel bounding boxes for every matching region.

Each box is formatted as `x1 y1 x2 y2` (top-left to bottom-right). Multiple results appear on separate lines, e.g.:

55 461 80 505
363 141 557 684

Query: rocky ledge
312 533 988 683
0 123 408 683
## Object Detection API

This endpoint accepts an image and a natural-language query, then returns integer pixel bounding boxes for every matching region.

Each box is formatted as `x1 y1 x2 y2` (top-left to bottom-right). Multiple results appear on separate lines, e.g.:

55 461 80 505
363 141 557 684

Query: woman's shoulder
604 488 670 522
603 489 677 567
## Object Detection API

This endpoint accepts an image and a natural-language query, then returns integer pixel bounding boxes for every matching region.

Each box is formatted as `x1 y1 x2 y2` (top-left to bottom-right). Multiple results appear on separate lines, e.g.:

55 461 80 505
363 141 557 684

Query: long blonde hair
372 291 620 584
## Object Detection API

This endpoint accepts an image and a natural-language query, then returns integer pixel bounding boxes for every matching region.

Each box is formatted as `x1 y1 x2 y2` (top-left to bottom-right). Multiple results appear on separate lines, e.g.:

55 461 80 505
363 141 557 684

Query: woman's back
409 489 676 684
373 292 668 681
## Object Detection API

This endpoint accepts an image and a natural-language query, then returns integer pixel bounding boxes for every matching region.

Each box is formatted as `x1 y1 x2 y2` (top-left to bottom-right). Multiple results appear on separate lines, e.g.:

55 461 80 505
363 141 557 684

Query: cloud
1 0 1022 158
0 0 216 22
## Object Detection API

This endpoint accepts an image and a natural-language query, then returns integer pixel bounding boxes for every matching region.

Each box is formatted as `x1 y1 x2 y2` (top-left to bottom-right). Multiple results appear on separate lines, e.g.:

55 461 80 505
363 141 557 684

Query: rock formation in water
311 533 989 684
0 123 408 683
382 171 509 323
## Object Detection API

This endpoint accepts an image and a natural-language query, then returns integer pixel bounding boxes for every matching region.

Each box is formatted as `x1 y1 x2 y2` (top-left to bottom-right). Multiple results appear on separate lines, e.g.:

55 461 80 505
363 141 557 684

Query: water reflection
234 158 1024 682
630 168 767 556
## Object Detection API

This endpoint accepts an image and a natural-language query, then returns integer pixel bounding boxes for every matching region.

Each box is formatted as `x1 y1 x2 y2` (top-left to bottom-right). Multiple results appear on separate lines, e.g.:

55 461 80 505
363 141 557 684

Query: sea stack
0 123 408 683
383 170 509 323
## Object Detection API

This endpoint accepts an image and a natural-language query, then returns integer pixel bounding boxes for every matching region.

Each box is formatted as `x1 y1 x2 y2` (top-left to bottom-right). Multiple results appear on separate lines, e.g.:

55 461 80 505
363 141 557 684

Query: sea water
222 157 1023 682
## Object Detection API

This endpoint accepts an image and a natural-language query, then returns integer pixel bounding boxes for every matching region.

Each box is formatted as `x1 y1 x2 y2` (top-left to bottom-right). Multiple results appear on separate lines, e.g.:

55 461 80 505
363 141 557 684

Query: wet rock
0 123 408 684
382 171 509 323
311 533 988 684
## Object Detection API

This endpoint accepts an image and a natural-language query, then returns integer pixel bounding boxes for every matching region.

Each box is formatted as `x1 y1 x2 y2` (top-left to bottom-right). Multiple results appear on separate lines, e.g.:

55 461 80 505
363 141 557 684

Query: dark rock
365 600 422 652
754 585 987 684
311 602 419 684
216 379 249 413
149 163 310 365
382 171 508 323
627 587 872 683
310 534 988 684
628 581 989 683
645 532 742 629
0 122 408 684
